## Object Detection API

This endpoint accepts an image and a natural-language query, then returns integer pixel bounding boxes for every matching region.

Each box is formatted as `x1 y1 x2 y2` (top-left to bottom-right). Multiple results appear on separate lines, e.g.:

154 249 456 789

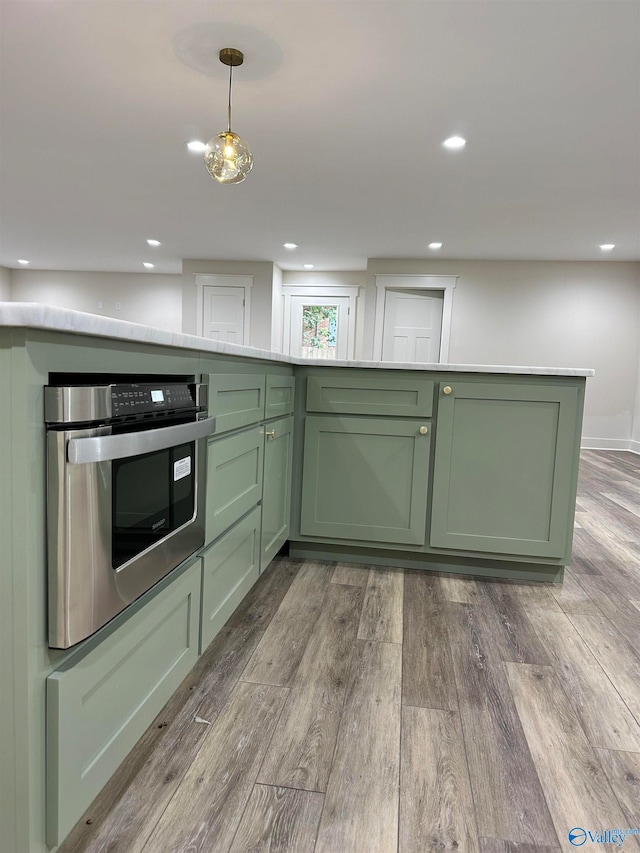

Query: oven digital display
151 389 164 403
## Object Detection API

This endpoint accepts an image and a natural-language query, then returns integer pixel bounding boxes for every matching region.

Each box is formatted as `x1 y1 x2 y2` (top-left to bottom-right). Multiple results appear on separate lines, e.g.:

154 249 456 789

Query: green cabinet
265 375 295 420
306 373 434 417
300 416 431 545
207 372 295 433
206 426 264 544
261 416 294 570
207 373 266 435
46 559 201 847
202 372 294 650
200 506 261 652
430 381 581 559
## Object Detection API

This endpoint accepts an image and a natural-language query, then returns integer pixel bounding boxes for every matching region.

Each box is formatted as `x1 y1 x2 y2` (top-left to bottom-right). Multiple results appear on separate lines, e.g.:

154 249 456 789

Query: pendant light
204 48 253 184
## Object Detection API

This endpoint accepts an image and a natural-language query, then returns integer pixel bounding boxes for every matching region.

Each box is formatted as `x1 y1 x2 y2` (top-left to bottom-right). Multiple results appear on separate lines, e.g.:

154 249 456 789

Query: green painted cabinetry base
1 321 586 853
300 415 431 545
266 375 295 420
207 373 266 434
430 380 581 560
200 506 261 653
288 540 565 583
46 558 201 847
294 370 584 570
306 372 434 417
206 426 264 543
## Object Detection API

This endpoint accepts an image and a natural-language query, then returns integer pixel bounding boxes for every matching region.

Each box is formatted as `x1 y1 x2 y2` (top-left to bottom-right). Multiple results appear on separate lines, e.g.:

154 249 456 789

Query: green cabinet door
261 416 294 571
300 416 431 545
430 381 581 559
206 426 264 544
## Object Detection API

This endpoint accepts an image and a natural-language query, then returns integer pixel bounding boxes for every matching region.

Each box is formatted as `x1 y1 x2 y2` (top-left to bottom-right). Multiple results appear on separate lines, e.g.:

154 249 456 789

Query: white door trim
194 274 253 342
282 285 359 359
373 275 457 362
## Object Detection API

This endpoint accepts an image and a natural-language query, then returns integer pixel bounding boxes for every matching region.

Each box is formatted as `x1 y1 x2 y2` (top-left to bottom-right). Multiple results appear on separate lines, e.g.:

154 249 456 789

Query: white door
381 289 444 363
202 286 246 344
289 296 350 360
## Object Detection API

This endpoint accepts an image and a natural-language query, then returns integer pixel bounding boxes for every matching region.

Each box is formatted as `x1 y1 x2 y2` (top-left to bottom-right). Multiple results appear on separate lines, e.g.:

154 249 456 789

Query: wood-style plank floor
60 451 640 853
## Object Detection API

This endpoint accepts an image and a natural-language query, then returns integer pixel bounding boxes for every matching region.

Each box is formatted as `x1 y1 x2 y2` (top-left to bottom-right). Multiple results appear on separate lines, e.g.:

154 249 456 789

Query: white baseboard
581 437 640 455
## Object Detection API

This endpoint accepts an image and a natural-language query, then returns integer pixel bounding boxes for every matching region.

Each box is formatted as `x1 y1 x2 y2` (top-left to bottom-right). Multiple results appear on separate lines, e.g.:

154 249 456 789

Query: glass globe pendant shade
204 131 253 184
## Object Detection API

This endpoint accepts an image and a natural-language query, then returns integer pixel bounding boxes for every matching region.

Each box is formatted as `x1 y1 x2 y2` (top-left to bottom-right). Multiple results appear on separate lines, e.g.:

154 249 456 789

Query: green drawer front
265 374 295 420
46 560 201 847
306 374 434 416
206 426 264 544
301 416 431 545
430 381 580 558
200 505 261 652
208 373 266 434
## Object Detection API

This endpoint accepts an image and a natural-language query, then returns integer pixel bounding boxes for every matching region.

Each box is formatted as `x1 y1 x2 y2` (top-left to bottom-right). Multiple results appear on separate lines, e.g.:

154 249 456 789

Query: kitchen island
0 304 594 852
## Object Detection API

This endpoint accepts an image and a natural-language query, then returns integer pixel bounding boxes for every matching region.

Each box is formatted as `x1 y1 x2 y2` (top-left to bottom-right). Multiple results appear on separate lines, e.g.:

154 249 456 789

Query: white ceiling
1 0 639 273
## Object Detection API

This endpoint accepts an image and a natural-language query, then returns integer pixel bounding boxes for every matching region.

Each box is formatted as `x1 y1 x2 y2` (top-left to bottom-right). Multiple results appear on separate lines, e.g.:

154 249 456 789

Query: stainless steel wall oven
45 377 215 649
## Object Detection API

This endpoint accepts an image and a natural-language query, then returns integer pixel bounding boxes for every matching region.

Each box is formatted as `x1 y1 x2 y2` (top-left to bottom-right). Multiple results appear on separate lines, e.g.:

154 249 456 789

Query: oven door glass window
112 442 196 569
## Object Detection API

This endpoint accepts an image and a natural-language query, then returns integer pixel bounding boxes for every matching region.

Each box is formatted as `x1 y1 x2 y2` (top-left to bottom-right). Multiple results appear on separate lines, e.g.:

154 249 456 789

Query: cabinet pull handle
419 425 429 435
443 386 452 395
265 429 276 439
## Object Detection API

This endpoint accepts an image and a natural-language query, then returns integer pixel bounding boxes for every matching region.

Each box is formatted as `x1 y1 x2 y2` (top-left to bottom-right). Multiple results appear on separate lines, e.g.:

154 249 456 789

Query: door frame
282 285 359 359
194 274 253 342
372 275 457 363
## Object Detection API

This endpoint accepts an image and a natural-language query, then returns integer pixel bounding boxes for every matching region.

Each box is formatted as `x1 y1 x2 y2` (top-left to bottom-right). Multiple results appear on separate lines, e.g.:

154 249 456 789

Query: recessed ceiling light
428 242 443 250
147 239 161 247
442 136 466 150
599 243 615 251
143 262 155 269
187 140 207 153
303 264 315 269
283 243 298 250
17 258 29 264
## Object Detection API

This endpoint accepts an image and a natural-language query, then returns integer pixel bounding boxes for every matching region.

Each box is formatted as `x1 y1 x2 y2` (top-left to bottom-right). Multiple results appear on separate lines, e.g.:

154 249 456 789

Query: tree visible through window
302 305 337 358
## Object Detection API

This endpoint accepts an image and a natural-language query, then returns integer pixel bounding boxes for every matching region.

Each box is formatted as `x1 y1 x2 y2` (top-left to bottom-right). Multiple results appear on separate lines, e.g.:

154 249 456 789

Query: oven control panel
45 381 208 425
111 384 195 417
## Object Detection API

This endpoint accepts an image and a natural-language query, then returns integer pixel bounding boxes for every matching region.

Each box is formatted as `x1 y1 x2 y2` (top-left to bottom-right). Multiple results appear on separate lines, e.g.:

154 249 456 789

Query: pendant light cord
227 62 233 133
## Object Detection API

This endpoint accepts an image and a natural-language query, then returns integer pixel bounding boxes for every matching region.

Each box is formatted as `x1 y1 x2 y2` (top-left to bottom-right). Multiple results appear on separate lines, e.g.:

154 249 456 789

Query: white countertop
0 303 595 377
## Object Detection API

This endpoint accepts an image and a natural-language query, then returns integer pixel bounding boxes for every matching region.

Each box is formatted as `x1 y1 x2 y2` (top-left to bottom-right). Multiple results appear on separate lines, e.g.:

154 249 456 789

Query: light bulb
443 135 466 150
204 131 253 184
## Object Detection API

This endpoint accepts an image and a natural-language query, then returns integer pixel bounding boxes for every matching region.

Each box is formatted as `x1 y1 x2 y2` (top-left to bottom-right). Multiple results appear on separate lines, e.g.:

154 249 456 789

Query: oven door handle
67 417 217 464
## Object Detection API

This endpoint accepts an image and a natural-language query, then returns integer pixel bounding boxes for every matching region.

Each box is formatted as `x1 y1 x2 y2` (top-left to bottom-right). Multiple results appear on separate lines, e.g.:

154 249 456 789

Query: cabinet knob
265 429 276 439
419 425 429 435
443 386 452 395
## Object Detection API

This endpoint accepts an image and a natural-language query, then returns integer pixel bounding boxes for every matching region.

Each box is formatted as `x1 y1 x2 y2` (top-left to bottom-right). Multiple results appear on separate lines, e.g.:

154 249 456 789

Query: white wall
367 259 640 448
271 264 283 352
633 309 640 453
9 269 183 331
182 260 274 350
0 267 11 301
